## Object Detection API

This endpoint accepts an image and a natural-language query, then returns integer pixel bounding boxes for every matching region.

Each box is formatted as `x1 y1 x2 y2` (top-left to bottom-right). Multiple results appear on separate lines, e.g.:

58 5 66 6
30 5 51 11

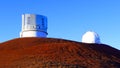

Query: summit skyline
0 0 120 50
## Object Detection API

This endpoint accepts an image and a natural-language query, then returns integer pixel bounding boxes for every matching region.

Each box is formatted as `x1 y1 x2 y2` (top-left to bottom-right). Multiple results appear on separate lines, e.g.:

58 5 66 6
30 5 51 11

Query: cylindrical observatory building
20 14 48 37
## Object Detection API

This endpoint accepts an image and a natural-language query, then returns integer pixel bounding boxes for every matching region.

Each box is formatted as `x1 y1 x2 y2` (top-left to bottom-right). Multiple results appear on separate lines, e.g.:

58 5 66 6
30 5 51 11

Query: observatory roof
82 31 101 44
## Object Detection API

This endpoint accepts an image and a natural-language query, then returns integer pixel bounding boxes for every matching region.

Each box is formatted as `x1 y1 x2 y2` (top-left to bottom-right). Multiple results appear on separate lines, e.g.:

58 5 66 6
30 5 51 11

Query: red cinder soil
0 37 120 68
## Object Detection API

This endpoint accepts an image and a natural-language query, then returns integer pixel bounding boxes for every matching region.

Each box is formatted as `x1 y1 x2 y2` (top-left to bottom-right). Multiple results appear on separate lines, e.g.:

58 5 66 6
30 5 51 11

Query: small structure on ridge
20 14 48 37
82 31 101 44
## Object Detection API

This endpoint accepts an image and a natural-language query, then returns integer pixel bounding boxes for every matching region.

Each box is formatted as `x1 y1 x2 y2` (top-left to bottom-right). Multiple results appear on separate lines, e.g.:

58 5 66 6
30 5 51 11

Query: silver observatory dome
82 31 101 44
20 14 48 37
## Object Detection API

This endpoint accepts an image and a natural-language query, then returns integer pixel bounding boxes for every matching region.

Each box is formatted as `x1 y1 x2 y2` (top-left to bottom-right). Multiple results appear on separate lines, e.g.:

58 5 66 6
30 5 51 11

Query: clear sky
0 0 120 50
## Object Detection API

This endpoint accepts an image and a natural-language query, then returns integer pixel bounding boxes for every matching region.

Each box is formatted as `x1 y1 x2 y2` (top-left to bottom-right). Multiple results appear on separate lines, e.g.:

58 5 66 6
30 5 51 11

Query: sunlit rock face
82 31 100 44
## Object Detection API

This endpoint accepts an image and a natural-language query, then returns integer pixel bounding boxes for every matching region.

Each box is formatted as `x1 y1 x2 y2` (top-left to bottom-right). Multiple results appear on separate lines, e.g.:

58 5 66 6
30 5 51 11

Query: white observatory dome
82 31 100 44
20 14 48 37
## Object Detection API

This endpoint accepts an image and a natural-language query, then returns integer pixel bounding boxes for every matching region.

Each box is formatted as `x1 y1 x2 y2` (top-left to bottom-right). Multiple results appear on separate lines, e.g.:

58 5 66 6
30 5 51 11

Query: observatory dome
82 31 100 44
20 14 48 37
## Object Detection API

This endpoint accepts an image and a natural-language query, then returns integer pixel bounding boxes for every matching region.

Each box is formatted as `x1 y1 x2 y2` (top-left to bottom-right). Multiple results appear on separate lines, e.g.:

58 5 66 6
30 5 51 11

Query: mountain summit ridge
0 38 120 68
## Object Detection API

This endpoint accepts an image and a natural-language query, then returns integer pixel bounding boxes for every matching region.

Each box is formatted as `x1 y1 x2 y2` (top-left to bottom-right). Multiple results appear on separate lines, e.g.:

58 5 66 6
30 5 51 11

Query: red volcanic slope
0 37 120 68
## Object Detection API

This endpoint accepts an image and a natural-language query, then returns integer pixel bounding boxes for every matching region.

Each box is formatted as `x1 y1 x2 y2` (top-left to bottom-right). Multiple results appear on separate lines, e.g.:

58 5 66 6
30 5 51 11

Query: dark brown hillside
0 37 120 68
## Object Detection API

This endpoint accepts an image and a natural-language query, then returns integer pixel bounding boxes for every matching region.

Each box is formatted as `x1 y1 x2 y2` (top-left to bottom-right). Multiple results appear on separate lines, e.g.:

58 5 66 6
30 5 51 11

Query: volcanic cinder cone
0 38 120 68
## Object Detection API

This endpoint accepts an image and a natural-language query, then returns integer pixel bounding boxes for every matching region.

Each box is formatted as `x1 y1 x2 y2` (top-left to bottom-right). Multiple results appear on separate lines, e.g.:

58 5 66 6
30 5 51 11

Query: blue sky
0 0 120 50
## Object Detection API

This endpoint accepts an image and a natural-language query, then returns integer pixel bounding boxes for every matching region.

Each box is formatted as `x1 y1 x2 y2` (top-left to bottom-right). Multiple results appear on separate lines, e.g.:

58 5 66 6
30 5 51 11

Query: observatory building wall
20 14 48 37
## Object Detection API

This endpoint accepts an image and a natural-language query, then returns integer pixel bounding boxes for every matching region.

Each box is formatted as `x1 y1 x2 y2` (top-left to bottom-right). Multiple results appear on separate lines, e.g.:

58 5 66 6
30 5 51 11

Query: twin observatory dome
20 14 101 44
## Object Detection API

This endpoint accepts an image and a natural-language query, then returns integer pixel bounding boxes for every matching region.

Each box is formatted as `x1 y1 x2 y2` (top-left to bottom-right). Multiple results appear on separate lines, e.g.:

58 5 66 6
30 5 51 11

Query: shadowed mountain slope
0 37 120 68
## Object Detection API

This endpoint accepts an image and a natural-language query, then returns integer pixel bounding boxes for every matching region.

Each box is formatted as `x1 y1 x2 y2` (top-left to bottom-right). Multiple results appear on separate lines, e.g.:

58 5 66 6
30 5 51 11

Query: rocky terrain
0 37 120 68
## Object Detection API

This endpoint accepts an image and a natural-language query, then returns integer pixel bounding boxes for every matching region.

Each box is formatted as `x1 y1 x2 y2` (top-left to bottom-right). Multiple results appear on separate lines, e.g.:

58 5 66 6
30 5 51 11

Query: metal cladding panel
22 14 36 31
36 15 47 32
20 31 47 37
22 14 47 32
20 14 48 37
